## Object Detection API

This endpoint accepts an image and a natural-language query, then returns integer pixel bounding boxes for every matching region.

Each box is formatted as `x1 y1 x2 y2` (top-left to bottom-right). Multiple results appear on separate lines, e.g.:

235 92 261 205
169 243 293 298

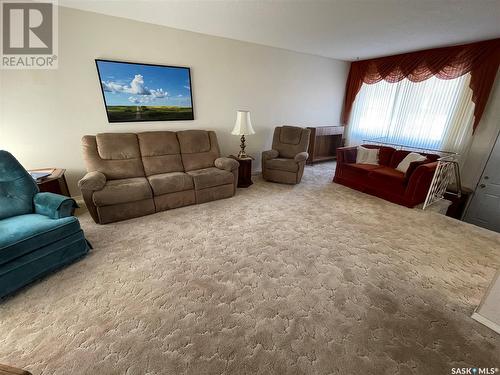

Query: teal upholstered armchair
0 150 90 299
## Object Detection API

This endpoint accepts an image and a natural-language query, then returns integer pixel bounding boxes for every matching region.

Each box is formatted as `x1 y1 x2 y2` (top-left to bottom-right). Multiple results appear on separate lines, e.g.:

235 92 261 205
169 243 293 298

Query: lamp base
237 135 249 159
237 150 249 159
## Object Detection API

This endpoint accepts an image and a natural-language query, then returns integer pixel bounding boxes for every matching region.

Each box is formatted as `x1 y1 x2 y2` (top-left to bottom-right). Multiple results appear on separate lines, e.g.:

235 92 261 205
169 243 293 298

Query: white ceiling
60 0 500 61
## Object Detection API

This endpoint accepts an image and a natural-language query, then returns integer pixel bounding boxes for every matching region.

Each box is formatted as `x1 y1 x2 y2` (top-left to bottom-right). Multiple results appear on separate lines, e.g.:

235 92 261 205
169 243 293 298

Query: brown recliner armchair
262 126 311 184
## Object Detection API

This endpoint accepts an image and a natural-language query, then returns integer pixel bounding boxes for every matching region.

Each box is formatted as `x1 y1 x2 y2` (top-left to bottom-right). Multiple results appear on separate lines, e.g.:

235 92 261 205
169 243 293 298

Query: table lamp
231 110 255 159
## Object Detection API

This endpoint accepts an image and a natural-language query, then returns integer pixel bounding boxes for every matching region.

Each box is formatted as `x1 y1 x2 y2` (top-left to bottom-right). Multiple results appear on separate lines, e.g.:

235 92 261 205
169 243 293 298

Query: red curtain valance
342 38 500 132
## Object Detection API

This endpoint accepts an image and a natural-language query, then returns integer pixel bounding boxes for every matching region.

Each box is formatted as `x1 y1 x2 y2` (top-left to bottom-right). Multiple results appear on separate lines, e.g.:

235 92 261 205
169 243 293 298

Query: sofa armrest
336 146 358 164
405 162 438 205
78 171 106 191
215 157 239 171
262 149 279 160
294 152 309 163
34 192 77 219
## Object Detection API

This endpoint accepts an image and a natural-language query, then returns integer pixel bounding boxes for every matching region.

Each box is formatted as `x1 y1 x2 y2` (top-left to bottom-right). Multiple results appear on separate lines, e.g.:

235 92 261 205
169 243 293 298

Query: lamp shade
231 111 255 135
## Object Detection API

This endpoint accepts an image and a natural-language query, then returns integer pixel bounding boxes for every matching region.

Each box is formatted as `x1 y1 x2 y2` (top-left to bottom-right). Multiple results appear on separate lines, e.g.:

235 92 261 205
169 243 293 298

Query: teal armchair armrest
34 192 78 219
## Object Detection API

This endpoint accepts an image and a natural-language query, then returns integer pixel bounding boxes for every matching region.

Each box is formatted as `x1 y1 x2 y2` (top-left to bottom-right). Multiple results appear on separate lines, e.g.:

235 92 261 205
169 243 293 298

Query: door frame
463 129 500 221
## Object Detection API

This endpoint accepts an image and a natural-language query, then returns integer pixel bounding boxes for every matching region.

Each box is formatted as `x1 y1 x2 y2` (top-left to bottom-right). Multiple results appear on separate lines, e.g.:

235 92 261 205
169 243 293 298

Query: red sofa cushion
424 153 440 162
379 147 396 166
370 166 405 181
389 150 410 168
404 159 429 183
342 148 358 164
368 167 406 195
343 163 381 175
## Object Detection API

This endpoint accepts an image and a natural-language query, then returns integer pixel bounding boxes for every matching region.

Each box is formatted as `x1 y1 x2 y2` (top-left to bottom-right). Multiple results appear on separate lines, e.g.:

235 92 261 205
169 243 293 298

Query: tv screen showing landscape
95 59 194 123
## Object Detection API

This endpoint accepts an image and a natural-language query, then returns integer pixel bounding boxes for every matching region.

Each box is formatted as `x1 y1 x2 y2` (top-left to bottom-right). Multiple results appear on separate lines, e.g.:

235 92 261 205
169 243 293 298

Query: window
346 74 475 155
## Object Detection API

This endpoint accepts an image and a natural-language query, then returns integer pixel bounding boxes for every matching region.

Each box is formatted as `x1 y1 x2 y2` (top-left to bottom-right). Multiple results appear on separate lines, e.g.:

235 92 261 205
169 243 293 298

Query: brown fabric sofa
262 126 311 184
79 130 239 224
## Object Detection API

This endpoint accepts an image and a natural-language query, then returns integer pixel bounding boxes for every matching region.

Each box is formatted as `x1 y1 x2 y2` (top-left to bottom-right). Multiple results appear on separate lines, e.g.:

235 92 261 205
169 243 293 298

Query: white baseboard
471 312 500 334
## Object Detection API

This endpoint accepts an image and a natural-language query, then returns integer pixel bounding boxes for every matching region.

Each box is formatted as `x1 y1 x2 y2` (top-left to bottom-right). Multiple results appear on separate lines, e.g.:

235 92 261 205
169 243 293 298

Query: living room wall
0 6 348 195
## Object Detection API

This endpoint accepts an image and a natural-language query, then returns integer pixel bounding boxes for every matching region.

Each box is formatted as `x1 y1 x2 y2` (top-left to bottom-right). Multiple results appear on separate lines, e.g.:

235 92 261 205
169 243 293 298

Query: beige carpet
1 162 499 375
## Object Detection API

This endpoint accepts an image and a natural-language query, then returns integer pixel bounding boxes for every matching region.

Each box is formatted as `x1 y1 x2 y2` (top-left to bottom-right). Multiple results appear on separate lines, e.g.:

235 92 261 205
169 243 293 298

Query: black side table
229 155 253 188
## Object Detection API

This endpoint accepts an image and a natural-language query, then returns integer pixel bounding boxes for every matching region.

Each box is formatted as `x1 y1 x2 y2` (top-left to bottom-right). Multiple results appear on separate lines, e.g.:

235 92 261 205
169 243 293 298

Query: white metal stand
423 155 462 210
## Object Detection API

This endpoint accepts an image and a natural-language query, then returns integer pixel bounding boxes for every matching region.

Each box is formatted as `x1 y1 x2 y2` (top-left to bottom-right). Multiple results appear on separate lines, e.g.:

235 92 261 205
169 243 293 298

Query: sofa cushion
389 150 411 168
386 149 440 169
343 163 381 175
265 158 299 173
93 177 152 206
147 172 194 196
96 133 141 160
177 131 221 171
396 152 427 173
82 135 145 180
139 131 180 156
0 214 81 266
369 166 405 182
366 146 395 166
404 159 429 183
138 132 184 176
379 147 396 166
356 146 379 165
187 168 234 190
338 147 358 164
279 126 303 145
177 130 211 153
424 153 440 162
358 145 396 166
368 167 406 195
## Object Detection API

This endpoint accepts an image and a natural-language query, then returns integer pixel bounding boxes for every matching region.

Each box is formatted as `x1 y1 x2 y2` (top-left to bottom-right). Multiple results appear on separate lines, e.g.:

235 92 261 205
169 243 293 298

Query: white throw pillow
356 146 379 165
355 146 367 163
396 152 427 173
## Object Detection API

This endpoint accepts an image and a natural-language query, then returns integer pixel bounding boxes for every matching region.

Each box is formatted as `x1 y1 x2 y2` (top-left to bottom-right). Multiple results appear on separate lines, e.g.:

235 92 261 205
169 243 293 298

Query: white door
464 131 500 232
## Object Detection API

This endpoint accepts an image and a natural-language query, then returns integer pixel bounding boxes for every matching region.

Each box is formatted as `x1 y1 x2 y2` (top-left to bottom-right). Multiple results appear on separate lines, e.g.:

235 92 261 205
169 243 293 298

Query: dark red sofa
333 145 439 207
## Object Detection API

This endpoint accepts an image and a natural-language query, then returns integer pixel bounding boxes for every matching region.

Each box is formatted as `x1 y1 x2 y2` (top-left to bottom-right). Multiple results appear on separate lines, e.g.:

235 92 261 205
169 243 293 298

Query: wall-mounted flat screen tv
95 59 194 123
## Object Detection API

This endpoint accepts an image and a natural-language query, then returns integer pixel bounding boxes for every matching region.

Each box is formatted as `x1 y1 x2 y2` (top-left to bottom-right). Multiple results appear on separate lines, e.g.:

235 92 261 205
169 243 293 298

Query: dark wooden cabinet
307 126 344 164
28 168 70 196
444 186 472 219
229 155 253 188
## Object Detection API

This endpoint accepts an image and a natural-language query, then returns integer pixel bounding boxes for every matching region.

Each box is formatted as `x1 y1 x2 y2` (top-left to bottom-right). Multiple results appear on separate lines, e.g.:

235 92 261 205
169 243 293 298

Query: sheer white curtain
346 74 475 156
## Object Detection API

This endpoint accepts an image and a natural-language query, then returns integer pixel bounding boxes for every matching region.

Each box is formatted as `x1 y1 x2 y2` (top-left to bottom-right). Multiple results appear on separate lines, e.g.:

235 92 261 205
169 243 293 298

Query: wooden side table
28 168 70 196
229 155 253 188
